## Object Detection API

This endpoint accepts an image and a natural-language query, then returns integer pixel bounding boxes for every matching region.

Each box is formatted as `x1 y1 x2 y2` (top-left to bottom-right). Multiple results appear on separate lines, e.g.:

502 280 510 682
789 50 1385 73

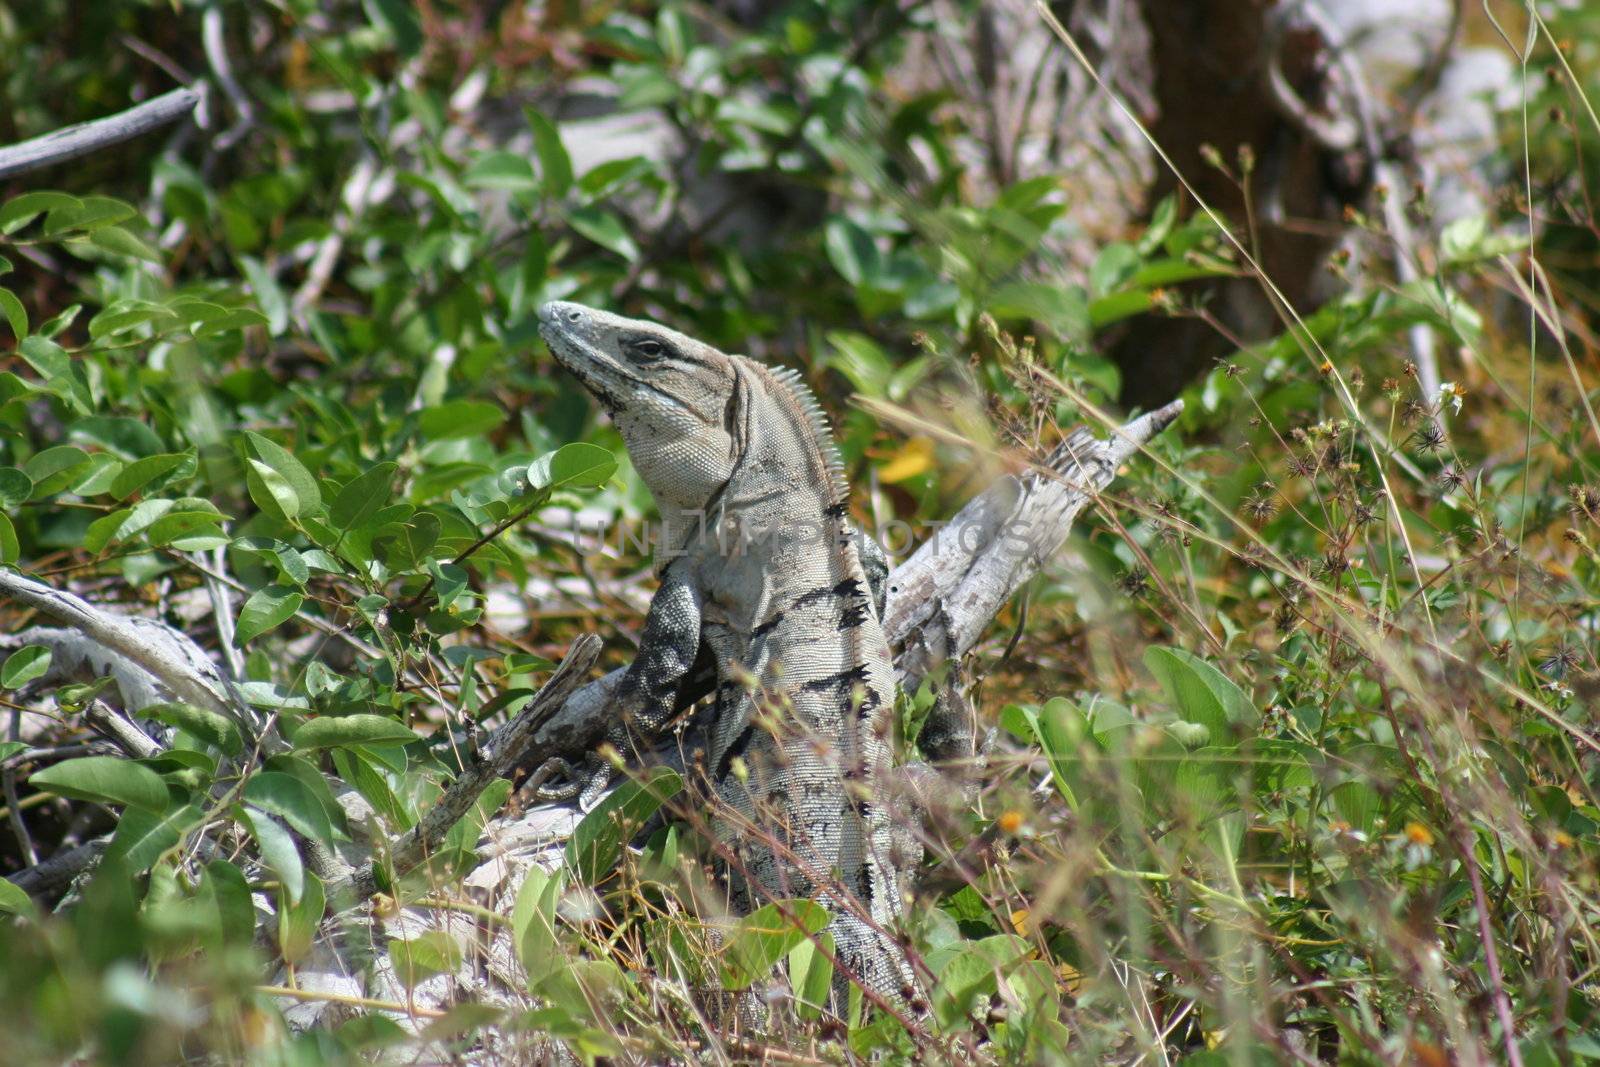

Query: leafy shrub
1 2 1598 1064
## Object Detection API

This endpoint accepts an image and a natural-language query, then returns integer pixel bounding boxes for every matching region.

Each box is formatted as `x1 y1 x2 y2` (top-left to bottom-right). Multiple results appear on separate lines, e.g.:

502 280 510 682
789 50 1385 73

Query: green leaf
238 254 290 335
392 930 463 989
1088 241 1140 296
247 459 301 521
81 509 128 554
244 431 321 518
0 512 16 565
418 400 505 441
241 805 305 905
1143 646 1259 737
189 306 268 338
243 771 337 848
465 151 540 192
18 336 92 412
87 299 178 340
825 217 879 288
43 195 137 236
0 467 31 507
138 702 244 757
105 802 204 874
291 714 418 751
1088 288 1152 329
366 0 423 56
568 206 639 262
1 645 52 688
262 754 352 840
1172 747 1233 814
528 441 617 492
1331 780 1381 835
330 462 398 531
787 929 835 1019
278 869 325 964
0 875 35 916
721 900 830 990
109 452 189 500
18 335 71 384
0 191 81 233
527 110 573 197
234 585 303 646
0 286 27 341
200 859 256 947
69 416 164 459
930 936 1028 1029
988 281 1089 342
30 755 169 811
564 768 683 883
512 865 567 987
85 225 164 263
444 778 512 853
22 445 92 498
1008 697 1094 808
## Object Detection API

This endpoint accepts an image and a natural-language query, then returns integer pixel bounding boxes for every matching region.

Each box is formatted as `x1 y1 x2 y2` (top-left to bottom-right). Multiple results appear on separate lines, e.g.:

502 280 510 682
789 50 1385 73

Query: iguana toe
576 763 615 813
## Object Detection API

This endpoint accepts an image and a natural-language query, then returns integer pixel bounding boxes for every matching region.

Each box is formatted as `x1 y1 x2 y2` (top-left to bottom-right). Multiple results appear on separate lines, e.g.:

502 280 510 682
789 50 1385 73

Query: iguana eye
631 339 666 361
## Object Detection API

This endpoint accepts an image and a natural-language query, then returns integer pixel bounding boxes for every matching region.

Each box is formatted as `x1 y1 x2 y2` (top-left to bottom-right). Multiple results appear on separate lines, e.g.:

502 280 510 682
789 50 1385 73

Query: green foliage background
1 1 1598 1064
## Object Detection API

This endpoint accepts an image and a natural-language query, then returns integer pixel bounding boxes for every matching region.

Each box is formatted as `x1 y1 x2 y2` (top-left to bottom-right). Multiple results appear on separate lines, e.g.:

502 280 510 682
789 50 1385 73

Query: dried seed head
1245 487 1278 524
1118 566 1150 597
1411 421 1447 454
1540 644 1580 681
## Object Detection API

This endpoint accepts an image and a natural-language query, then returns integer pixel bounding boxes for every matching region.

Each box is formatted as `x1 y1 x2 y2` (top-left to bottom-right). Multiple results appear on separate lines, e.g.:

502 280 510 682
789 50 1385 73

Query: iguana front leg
539 562 703 811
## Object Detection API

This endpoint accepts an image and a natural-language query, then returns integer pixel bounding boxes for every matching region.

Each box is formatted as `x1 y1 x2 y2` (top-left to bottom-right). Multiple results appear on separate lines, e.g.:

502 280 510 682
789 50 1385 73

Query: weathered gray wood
885 399 1184 694
0 87 200 180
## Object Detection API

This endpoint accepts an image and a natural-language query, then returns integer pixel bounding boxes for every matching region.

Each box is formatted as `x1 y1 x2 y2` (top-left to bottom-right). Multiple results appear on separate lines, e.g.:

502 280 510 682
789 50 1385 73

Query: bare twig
202 2 256 152
3 709 36 866
0 87 200 180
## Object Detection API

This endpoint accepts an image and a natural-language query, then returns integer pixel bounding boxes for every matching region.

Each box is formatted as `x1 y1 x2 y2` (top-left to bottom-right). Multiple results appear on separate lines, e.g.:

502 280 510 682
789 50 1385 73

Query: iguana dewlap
537 300 916 1013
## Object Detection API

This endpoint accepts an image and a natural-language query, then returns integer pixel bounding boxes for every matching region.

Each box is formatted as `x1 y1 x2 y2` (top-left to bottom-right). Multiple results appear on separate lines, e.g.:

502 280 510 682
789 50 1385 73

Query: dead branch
0 87 200 180
0 571 261 742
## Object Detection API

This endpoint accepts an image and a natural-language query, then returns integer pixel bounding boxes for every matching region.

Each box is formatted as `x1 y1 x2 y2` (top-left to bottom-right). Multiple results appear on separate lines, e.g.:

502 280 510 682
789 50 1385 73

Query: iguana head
538 301 740 511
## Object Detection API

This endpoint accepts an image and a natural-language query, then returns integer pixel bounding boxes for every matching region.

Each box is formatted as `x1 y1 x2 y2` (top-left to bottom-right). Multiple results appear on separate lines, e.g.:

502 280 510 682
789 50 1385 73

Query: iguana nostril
565 308 583 323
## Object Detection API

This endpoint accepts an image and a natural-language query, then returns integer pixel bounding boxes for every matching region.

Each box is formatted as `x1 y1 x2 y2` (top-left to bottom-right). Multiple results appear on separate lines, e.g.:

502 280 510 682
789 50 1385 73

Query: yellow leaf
879 436 934 483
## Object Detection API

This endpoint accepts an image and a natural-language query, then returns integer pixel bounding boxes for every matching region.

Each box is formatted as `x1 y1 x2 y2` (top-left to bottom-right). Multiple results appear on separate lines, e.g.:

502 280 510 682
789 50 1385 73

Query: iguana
535 300 918 1014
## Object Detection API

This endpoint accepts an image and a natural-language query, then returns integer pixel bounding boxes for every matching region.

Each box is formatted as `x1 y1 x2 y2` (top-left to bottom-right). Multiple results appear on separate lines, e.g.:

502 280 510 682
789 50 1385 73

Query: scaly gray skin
536 300 917 1014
